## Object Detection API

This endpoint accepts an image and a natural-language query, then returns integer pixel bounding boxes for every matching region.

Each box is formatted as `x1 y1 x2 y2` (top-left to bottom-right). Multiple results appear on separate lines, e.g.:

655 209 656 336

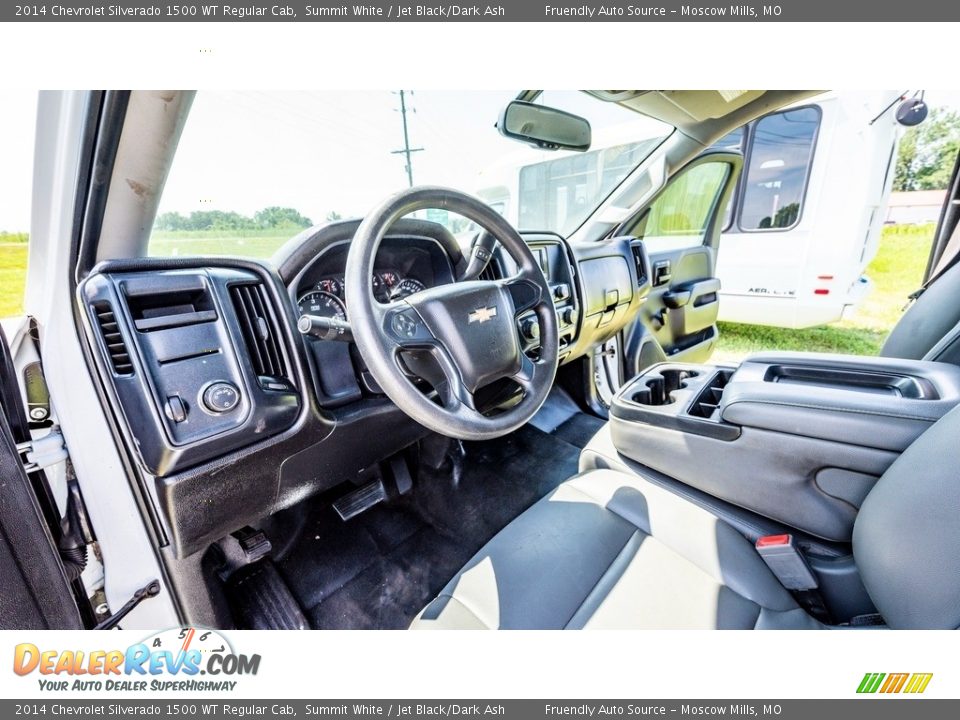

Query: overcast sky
2 90 960 234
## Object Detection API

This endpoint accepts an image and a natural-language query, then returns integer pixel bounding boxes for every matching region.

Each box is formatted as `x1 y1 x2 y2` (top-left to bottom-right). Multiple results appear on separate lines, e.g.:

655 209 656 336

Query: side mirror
497 100 591 152
896 98 928 127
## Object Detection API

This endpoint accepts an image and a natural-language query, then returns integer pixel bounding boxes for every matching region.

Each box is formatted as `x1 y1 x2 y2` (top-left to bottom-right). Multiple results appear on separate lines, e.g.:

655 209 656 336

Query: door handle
662 289 691 309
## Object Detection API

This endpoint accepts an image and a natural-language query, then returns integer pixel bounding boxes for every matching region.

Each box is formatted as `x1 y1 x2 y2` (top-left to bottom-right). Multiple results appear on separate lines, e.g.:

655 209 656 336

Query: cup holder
632 368 699 406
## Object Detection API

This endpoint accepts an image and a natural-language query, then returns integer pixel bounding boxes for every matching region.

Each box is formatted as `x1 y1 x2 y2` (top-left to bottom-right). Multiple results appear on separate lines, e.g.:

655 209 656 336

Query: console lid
720 352 960 452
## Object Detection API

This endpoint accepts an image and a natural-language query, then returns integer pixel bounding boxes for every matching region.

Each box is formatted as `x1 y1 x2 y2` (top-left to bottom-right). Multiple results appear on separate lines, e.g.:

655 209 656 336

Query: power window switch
165 395 188 423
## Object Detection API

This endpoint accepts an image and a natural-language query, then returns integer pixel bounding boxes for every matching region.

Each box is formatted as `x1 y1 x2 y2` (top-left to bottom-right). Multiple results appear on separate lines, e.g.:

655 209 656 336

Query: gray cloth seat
881 260 960 365
411 469 822 629
412 405 960 630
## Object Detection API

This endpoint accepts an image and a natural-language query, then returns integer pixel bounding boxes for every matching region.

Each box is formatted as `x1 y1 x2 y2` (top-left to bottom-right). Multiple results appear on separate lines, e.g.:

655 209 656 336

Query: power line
391 90 424 187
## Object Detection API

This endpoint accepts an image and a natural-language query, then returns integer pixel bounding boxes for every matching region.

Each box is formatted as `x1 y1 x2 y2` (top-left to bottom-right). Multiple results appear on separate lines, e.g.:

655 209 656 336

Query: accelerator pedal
333 479 387 521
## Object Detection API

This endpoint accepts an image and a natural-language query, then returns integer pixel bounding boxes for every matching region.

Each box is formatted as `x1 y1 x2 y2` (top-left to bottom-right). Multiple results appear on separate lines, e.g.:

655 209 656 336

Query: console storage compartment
609 352 960 541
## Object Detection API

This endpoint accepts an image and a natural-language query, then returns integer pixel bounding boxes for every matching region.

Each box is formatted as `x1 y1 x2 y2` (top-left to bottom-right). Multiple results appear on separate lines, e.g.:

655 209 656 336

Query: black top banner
4 0 959 22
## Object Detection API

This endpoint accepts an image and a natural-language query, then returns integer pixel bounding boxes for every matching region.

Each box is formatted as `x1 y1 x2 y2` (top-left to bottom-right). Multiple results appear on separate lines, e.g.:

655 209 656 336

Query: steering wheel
345 186 559 440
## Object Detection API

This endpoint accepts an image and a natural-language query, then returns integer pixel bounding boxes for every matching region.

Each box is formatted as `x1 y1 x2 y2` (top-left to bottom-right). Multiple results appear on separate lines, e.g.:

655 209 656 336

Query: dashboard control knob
560 307 575 326
165 395 187 423
202 382 241 413
519 316 540 341
553 283 570 301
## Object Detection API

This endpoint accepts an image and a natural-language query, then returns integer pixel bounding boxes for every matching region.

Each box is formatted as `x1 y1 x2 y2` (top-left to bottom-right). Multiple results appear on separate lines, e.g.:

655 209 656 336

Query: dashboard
78 217 649 557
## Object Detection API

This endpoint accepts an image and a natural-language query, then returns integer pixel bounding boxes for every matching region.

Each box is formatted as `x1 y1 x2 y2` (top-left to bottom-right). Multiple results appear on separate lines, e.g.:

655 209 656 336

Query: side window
640 162 730 253
738 106 820 230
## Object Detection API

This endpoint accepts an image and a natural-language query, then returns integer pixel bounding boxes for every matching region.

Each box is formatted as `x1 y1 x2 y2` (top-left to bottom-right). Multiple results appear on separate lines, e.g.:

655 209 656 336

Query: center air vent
229 283 291 383
479 259 501 281
93 302 134 376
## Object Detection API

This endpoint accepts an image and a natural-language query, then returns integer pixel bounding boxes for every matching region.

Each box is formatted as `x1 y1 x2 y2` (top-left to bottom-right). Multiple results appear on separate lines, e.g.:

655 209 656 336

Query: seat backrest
852 403 960 629
881 260 960 365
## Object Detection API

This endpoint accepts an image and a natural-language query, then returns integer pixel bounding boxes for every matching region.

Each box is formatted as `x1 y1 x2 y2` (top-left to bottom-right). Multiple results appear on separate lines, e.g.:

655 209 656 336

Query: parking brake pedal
333 479 387 521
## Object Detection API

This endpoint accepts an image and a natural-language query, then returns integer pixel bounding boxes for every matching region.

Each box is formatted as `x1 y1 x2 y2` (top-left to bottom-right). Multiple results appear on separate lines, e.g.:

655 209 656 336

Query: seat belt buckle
755 534 818 591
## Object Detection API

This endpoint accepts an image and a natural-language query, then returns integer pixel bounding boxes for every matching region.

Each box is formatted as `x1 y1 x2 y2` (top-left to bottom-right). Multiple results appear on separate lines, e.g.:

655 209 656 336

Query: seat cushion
411 469 821 630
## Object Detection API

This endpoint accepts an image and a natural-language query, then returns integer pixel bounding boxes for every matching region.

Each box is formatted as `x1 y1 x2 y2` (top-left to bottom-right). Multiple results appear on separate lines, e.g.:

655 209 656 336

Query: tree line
894 108 960 192
154 206 321 232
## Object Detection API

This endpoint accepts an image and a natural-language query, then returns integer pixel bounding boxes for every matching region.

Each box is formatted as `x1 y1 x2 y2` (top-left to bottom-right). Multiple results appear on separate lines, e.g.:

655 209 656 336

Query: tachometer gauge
390 277 427 300
316 277 342 296
298 290 347 322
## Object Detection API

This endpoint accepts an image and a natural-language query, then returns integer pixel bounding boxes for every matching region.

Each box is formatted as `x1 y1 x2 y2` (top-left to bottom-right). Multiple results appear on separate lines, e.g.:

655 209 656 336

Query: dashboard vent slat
230 282 290 382
479 261 501 282
631 243 649 288
93 303 134 376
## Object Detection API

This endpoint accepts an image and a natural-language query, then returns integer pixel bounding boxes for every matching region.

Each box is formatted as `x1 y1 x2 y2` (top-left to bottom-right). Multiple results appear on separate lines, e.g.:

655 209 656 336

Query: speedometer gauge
298 290 347 322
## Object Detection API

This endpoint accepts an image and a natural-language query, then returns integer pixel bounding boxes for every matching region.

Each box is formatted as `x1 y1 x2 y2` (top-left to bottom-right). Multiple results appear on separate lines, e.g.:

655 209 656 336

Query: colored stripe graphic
857 672 932 694
880 673 909 693
904 673 934 694
857 673 885 693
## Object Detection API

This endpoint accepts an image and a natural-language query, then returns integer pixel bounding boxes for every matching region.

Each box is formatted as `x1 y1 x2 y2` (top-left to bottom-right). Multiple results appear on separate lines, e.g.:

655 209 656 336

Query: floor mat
551 412 606 449
529 386 606 449
275 423 585 629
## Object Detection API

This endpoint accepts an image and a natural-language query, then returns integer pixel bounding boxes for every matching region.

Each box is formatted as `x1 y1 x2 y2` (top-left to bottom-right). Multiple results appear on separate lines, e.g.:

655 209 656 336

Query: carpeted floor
274 416 604 629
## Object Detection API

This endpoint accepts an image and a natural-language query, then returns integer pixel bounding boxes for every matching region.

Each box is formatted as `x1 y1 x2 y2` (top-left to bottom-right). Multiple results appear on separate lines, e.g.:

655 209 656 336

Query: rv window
517 140 656 235
640 161 729 252
738 106 820 231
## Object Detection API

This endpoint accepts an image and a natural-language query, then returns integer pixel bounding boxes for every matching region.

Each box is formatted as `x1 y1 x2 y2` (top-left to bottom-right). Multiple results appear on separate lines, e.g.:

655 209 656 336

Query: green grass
712 224 935 364
0 242 29 318
149 228 297 258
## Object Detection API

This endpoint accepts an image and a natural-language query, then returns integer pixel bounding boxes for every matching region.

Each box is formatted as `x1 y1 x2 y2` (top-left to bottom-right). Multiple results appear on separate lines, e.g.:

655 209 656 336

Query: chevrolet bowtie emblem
468 306 498 324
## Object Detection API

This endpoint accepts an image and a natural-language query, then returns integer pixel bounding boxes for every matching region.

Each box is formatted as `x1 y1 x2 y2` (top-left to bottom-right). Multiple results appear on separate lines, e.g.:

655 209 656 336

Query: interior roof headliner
591 90 825 145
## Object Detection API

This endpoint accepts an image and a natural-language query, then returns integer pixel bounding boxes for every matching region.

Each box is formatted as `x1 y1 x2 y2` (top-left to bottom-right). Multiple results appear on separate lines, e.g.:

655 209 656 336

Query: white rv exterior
477 92 903 329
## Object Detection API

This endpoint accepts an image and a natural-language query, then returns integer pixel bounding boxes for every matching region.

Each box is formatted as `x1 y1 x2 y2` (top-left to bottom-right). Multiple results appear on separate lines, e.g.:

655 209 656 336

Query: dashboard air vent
93 302 134 376
230 282 291 382
479 259 501 281
630 243 648 288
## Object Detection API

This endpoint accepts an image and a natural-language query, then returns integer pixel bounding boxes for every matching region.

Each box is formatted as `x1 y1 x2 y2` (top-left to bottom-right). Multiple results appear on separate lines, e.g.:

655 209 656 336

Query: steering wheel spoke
432 352 479 415
379 302 435 348
499 275 543 316
512 353 539 394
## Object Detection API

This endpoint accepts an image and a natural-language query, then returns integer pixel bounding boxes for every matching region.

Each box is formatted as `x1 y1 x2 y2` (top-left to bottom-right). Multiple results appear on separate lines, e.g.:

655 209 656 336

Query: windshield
149 91 673 258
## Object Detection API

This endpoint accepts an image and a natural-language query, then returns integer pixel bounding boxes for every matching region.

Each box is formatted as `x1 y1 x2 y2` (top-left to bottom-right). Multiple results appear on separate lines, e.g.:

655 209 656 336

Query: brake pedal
333 479 387 520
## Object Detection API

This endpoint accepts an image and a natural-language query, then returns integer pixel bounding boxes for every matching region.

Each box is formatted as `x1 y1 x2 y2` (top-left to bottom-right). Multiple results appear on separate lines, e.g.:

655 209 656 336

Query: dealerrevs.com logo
13 628 261 692
857 672 933 694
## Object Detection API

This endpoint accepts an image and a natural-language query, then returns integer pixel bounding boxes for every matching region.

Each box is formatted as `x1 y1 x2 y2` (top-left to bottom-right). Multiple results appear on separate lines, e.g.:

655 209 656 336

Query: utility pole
391 90 423 187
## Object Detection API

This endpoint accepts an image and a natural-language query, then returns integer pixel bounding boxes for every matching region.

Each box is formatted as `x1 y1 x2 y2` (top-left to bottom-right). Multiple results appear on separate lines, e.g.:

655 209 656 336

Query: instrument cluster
297 270 427 321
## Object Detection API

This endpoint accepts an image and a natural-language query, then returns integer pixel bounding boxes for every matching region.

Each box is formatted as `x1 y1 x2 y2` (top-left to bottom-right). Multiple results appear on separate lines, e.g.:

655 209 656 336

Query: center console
605 352 960 542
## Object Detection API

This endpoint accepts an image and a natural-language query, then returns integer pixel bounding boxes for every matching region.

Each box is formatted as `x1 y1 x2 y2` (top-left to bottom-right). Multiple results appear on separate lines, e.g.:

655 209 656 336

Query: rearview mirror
497 100 592 152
